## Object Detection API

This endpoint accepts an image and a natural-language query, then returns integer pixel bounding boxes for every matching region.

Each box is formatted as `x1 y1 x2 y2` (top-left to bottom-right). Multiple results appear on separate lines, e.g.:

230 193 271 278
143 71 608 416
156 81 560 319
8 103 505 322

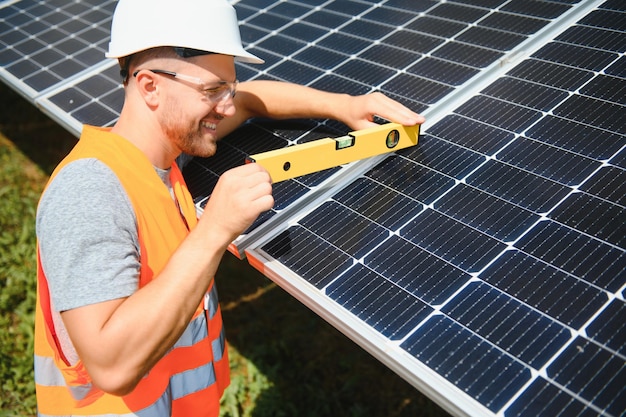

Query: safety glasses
133 69 238 103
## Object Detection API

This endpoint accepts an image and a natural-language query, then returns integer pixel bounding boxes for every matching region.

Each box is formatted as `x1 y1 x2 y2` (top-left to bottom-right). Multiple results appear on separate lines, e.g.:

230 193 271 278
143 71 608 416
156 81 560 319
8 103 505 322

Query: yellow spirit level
246 122 419 182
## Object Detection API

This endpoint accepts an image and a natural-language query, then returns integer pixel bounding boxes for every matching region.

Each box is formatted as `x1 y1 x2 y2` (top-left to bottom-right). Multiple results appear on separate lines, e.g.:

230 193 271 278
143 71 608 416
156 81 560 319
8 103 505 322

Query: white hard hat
106 0 263 64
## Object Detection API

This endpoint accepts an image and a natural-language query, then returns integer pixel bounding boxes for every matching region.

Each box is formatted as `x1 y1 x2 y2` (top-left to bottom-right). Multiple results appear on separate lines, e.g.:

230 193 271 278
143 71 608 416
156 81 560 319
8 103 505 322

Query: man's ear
134 70 160 107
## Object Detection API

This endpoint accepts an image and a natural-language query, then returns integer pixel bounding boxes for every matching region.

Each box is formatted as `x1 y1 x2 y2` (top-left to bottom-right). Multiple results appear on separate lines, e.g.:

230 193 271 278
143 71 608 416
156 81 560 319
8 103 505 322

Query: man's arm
217 80 425 138
59 163 273 396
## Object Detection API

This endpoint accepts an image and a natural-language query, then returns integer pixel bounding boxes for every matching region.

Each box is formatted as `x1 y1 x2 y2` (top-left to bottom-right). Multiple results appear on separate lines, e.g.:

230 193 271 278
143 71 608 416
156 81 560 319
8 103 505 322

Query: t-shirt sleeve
36 158 141 312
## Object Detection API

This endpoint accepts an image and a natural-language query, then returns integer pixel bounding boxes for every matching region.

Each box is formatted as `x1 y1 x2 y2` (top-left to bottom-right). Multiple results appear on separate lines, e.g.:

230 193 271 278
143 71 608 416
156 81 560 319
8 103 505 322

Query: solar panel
1 1 624 416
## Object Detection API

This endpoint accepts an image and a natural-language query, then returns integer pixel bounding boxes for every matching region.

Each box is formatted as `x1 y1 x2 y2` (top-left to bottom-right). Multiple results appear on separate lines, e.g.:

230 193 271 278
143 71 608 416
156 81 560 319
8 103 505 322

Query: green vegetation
0 83 449 417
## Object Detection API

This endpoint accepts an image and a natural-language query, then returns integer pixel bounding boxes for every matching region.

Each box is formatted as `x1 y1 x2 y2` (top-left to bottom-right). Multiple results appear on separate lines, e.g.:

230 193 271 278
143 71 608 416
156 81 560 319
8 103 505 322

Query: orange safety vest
34 126 230 416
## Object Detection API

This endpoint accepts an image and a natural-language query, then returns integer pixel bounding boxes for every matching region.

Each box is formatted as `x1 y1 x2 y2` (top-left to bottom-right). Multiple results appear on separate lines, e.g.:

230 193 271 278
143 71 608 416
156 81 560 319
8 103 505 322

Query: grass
0 82 450 417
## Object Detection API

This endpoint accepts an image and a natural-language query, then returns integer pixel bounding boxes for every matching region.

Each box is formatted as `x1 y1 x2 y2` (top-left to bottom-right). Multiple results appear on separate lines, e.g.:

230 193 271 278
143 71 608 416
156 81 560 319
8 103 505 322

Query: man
34 0 425 415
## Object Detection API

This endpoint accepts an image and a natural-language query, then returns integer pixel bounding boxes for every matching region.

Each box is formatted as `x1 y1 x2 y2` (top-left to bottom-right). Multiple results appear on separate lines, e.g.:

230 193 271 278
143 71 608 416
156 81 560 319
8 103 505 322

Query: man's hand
199 163 274 246
340 92 426 131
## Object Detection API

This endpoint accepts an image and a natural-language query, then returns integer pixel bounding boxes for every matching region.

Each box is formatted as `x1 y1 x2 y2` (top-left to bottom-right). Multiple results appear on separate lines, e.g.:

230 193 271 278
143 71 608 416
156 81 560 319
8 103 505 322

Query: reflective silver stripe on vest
170 361 216 400
34 355 95 401
34 354 66 387
212 327 226 362
173 313 208 349
204 284 219 319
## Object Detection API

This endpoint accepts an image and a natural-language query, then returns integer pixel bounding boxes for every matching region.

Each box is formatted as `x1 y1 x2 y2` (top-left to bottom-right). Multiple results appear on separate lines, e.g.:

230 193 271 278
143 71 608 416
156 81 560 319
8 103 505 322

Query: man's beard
160 99 218 158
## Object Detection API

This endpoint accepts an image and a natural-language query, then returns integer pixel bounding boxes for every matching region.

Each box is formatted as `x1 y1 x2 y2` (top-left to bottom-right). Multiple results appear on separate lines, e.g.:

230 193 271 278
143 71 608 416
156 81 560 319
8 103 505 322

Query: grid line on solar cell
399 134 486 180
333 177 424 231
495 136 602 187
261 226 354 289
401 314 531 413
546 337 626 417
442 281 571 369
466 159 572 213
586 299 626 357
525 116 624 160
505 377 600 417
548 192 626 249
579 165 626 206
434 184 540 242
326 263 433 340
479 250 609 329
514 220 626 293
399 208 506 273
364 234 471 306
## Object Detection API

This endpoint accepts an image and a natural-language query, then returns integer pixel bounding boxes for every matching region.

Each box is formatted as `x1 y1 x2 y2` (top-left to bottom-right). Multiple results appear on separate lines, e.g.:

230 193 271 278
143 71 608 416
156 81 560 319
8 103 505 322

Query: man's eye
204 85 226 95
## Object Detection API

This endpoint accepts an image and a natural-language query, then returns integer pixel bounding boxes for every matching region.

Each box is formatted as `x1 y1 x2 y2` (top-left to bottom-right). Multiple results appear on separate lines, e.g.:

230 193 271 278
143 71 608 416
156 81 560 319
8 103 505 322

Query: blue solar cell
301 9 351 29
430 2 489 23
455 95 543 133
514 220 626 292
436 184 539 241
481 77 569 111
399 134 485 179
531 42 618 71
554 96 626 136
586 300 626 356
505 378 600 417
480 11 548 35
362 6 416 26
268 60 324 84
325 0 371 16
358 44 422 69
407 57 479 86
401 315 531 413
606 55 626 77
496 137 601 186
400 208 506 272
383 30 444 53
506 59 593 91
367 156 456 204
547 337 626 417
334 59 396 88
280 23 327 43
433 42 503 68
317 32 371 55
525 116 624 160
341 19 394 41
556 25 626 53
427 114 516 155
326 264 432 340
579 166 626 205
262 226 354 288
443 282 571 368
407 16 467 38
456 26 526 51
299 201 388 259
333 178 424 231
502 0 573 19
257 35 306 56
364 235 470 304
580 74 626 105
292 46 347 70
466 160 571 212
549 192 626 248
480 250 608 328
268 2 311 19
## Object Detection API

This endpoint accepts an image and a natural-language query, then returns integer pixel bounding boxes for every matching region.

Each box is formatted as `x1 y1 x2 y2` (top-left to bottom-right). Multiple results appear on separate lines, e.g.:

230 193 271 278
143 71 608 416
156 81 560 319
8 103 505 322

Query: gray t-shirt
37 158 172 363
